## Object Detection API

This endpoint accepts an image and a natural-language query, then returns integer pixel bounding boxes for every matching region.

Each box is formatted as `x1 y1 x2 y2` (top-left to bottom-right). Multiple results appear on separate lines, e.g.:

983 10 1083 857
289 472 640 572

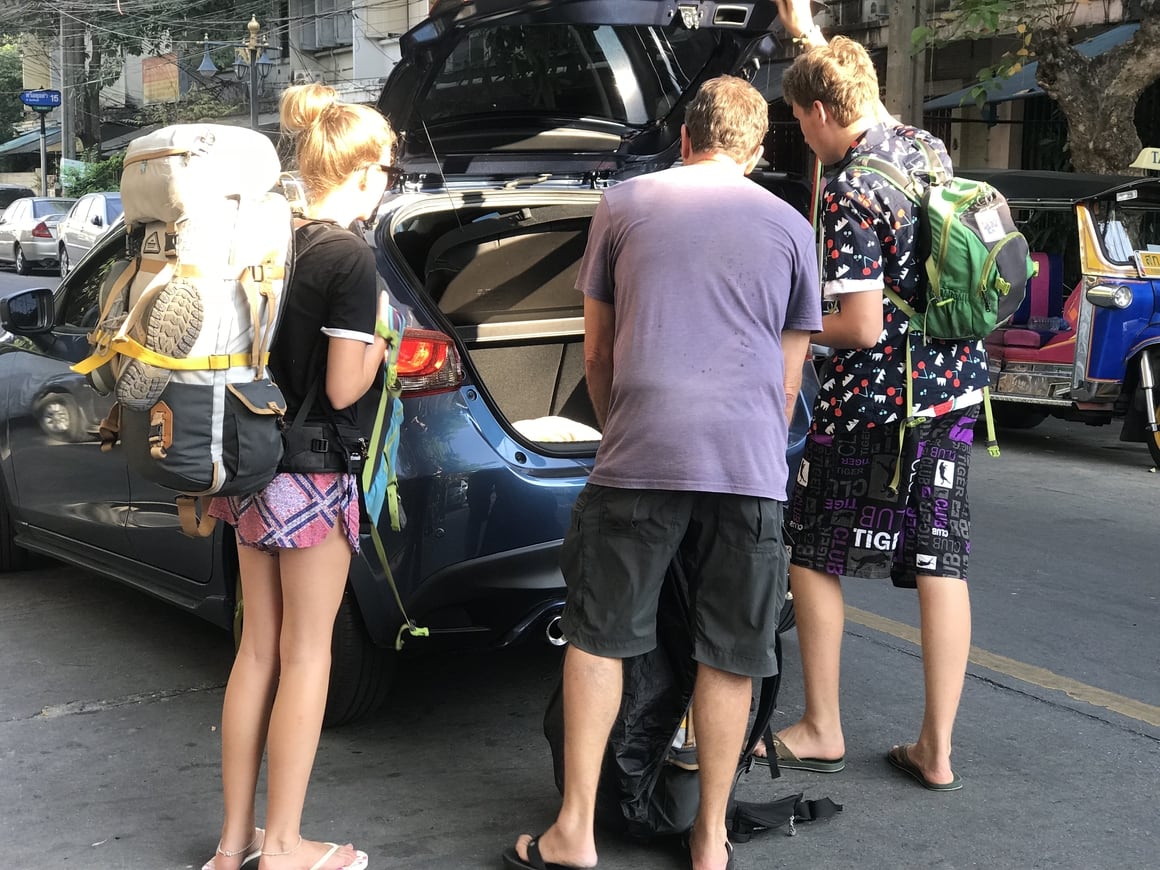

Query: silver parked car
0 196 76 275
57 192 123 277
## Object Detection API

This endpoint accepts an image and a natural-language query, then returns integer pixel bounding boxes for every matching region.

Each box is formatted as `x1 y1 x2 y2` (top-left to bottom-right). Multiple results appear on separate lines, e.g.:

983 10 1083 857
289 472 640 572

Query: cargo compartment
390 199 602 446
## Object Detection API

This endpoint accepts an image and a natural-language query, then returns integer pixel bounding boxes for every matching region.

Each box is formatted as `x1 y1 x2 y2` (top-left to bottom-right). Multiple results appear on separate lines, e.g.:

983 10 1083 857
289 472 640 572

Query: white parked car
57 192 123 276
0 196 76 275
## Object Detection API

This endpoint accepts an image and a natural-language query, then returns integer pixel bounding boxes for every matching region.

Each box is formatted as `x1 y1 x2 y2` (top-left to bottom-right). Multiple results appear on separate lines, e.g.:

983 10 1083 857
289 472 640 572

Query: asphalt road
1 388 1158 866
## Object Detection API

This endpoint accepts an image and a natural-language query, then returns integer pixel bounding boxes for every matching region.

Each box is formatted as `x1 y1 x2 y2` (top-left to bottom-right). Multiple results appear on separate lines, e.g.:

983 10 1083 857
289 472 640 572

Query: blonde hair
781 36 879 127
683 75 769 163
280 82 396 201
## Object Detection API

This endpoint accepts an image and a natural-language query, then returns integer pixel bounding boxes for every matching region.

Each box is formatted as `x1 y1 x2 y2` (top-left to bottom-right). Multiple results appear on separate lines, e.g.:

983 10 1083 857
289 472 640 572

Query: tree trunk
1034 1 1160 174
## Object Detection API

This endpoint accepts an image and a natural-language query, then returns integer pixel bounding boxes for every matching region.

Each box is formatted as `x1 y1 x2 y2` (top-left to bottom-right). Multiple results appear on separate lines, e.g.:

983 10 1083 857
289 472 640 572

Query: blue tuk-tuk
970 162 1160 467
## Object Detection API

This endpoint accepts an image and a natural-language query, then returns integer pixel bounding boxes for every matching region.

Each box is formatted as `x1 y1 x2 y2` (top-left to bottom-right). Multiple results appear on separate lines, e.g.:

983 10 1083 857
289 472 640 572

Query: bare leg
512 645 618 868
214 544 282 867
688 664 750 870
260 523 360 870
774 564 847 761
895 574 971 785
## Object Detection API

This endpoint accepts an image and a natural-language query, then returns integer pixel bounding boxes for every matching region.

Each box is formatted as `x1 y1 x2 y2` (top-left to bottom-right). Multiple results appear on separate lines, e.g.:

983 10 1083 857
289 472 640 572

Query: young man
765 0 988 791
505 76 821 870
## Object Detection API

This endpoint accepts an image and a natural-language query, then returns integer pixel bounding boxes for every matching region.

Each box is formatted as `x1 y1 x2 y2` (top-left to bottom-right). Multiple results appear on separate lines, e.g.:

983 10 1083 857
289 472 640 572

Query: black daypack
543 559 841 844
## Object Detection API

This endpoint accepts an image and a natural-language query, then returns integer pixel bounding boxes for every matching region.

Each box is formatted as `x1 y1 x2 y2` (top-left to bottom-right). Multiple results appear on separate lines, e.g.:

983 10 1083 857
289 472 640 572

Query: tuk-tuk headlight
1086 283 1133 309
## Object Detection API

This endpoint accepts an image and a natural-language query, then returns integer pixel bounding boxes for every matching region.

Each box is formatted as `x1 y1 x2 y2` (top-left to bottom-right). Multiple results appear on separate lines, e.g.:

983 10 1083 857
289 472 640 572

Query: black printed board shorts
785 408 978 587
558 484 788 678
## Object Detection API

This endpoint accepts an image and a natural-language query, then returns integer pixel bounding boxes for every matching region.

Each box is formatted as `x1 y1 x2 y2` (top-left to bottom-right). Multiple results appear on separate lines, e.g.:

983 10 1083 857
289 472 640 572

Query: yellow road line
845 605 1160 728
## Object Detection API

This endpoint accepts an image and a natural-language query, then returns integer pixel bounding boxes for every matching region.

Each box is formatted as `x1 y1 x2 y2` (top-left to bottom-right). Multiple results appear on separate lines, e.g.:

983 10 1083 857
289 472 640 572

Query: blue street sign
19 89 62 112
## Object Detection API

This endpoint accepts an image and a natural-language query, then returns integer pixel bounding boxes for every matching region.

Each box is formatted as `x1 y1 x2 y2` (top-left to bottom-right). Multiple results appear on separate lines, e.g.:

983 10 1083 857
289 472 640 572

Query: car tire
0 477 30 572
992 403 1049 430
34 393 86 442
14 244 29 276
324 590 397 727
59 244 70 277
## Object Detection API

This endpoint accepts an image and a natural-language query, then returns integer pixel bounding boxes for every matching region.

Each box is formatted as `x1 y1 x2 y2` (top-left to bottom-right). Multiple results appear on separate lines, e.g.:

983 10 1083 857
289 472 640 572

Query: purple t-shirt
577 164 822 501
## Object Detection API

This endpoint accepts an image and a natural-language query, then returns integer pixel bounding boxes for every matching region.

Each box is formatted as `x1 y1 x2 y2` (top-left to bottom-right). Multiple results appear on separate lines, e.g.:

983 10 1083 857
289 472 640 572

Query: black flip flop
502 835 594 870
685 837 735 870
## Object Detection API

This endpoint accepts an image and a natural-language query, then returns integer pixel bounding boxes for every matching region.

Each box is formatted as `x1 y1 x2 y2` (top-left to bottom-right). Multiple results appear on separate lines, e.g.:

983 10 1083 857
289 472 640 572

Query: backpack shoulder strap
854 137 949 204
854 154 917 201
743 632 782 766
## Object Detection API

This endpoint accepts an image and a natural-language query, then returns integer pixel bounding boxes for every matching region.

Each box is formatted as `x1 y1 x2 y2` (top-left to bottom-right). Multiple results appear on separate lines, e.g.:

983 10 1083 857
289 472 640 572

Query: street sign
19 89 61 113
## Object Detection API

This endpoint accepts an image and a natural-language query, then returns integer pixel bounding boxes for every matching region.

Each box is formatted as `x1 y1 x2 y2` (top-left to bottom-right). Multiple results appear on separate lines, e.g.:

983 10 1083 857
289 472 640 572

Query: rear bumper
349 538 568 652
22 238 59 263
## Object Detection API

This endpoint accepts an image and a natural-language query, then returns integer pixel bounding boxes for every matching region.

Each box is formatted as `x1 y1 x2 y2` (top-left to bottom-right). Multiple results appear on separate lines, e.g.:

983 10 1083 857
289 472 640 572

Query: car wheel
0 477 30 572
14 244 29 276
324 590 397 727
992 403 1049 430
59 244 70 277
33 393 85 442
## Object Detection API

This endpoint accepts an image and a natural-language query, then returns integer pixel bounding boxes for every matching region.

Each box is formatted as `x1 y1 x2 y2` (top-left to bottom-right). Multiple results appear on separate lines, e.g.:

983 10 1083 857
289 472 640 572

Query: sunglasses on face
369 163 404 187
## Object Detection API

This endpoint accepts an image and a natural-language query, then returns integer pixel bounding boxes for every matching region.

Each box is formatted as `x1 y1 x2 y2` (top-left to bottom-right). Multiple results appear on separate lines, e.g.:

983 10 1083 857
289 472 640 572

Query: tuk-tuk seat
987 252 1068 353
1020 252 1065 323
988 281 1081 364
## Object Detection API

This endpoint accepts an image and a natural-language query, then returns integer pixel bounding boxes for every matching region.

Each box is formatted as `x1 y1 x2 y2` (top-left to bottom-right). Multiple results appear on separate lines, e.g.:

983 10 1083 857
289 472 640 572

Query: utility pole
58 10 80 161
885 0 926 126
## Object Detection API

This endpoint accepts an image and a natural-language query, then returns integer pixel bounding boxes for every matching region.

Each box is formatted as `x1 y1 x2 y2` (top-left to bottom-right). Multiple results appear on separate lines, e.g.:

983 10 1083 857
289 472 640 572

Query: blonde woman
202 83 396 870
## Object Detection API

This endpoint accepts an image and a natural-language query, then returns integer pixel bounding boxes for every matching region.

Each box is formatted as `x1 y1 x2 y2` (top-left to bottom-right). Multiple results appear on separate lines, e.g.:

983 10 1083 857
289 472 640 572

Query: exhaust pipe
545 613 567 647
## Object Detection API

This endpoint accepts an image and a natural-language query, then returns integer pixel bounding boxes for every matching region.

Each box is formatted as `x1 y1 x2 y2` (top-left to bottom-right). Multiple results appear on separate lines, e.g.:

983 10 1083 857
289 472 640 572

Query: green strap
982 387 1000 458
367 521 429 651
886 330 916 496
360 320 428 650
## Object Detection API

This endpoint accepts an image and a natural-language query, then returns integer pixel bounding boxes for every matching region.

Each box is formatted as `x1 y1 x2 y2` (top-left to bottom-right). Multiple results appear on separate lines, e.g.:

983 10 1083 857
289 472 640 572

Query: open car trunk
387 193 604 448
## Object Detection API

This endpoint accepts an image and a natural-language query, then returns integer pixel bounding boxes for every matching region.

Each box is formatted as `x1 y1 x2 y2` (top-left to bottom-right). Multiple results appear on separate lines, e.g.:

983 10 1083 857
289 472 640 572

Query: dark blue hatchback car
0 0 816 725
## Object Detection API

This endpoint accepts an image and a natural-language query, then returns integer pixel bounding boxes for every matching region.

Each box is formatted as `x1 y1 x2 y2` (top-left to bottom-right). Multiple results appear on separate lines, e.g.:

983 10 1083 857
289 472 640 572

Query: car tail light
396 328 463 395
31 221 52 239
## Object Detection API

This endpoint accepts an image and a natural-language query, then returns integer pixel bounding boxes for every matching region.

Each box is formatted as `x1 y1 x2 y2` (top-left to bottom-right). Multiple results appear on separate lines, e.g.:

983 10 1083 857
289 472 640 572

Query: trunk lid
378 0 785 186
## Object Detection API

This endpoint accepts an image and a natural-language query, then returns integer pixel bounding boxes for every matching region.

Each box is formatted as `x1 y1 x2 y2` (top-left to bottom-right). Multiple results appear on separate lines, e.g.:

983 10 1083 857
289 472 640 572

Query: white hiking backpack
73 124 294 534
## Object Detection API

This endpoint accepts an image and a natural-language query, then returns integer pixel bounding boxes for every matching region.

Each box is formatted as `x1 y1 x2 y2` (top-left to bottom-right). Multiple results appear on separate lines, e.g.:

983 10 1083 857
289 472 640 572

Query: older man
505 75 821 870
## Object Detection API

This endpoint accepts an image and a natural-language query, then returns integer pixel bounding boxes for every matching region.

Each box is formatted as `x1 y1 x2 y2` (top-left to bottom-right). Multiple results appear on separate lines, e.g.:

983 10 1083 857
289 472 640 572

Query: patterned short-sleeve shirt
813 124 990 436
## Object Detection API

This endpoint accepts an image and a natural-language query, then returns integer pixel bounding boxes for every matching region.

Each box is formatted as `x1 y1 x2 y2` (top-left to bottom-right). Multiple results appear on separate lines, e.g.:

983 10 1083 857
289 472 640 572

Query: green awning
0 125 61 156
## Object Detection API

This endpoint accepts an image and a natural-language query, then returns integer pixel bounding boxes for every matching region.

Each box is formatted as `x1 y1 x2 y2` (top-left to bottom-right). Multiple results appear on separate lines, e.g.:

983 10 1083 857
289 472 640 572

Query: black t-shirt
270 221 378 430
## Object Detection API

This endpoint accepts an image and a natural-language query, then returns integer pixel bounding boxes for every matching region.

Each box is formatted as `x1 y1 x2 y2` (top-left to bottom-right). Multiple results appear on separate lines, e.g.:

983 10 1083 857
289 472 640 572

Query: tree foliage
915 0 1160 174
0 39 24 144
0 1 263 140
61 148 123 195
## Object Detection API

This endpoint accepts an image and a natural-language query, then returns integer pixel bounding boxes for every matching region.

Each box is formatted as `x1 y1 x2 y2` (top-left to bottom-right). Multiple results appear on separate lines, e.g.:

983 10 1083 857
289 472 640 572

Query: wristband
793 25 825 48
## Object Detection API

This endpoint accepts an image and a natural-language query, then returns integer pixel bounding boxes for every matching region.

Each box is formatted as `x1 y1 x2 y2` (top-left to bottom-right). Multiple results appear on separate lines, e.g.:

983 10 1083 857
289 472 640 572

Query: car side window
58 243 120 330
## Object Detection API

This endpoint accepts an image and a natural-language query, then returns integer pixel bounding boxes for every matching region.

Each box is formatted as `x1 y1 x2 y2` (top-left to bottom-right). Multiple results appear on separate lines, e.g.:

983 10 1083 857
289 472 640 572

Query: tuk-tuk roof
957 170 1141 205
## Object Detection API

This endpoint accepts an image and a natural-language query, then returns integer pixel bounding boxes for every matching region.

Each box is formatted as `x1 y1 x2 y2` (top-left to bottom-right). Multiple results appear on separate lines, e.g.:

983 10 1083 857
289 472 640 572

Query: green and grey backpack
854 140 1035 341
853 141 1036 486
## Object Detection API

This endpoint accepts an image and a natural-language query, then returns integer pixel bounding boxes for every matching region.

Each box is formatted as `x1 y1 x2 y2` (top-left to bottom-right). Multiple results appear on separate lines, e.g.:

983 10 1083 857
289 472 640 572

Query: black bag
543 558 841 843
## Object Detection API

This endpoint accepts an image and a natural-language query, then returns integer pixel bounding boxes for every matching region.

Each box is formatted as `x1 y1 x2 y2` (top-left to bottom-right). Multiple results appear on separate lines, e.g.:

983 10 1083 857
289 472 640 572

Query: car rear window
424 24 717 127
33 199 75 218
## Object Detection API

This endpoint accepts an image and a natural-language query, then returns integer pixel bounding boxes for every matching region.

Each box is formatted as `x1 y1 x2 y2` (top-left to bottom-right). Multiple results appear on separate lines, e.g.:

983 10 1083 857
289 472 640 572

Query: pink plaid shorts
208 472 361 555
